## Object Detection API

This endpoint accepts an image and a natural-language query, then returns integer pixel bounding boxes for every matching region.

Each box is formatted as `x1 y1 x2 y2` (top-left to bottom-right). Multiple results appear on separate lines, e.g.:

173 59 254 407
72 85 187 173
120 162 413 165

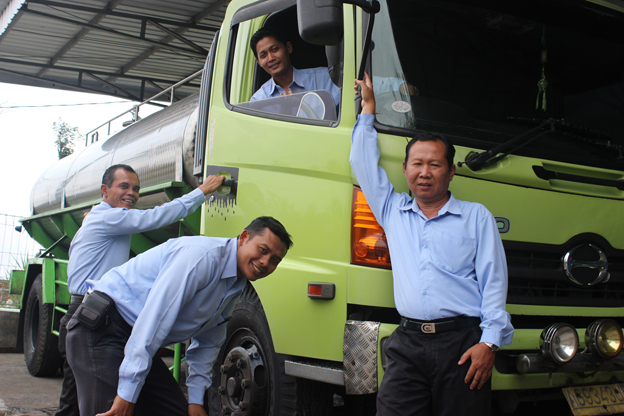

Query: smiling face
403 140 455 208
255 36 293 80
101 168 140 209
236 228 287 281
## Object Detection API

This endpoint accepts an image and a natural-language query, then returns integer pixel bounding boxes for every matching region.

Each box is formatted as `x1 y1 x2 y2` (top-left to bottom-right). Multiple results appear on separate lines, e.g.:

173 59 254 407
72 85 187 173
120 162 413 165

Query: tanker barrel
24 93 202 255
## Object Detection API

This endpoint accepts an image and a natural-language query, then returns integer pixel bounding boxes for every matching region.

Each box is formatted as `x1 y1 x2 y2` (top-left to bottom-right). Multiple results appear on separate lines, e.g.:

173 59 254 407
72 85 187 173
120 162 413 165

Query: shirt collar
222 238 239 279
97 201 126 211
290 67 305 89
266 66 303 95
398 191 462 217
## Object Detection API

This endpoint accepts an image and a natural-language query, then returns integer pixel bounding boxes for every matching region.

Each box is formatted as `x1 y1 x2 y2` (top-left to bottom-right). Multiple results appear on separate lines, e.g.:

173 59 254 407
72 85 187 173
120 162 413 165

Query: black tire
206 283 332 415
23 274 61 377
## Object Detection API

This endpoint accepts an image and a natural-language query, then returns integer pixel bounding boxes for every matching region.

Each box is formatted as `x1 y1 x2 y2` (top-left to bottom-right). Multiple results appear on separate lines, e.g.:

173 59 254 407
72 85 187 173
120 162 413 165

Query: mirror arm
344 0 380 14
355 0 378 115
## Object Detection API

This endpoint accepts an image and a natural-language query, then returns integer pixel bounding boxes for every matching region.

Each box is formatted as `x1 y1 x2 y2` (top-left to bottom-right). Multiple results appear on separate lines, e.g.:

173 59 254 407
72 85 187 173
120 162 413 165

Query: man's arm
114 248 220 405
185 322 228 405
103 175 224 236
186 287 240 405
350 73 397 227
96 395 135 416
474 211 514 347
96 396 207 416
458 208 513 390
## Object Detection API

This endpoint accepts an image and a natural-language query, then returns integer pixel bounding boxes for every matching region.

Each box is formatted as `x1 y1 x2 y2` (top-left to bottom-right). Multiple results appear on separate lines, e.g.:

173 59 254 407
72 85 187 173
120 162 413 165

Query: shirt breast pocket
432 233 477 275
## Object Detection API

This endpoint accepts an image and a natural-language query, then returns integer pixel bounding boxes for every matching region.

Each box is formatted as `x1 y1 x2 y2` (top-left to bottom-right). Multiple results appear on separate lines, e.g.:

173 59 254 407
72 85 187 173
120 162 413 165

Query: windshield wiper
458 118 623 171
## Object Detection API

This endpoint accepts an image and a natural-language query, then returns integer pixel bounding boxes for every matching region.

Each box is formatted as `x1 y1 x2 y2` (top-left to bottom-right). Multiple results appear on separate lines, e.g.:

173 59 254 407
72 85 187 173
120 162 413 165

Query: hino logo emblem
563 244 610 286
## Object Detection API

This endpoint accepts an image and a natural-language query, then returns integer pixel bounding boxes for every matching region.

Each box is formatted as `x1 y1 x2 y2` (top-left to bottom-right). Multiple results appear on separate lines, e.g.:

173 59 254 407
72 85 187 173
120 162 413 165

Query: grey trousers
376 322 491 416
54 300 82 416
66 301 188 416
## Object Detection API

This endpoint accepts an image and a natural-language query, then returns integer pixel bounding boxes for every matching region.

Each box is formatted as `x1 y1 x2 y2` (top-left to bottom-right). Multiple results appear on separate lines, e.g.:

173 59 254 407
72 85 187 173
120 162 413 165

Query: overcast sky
0 82 161 217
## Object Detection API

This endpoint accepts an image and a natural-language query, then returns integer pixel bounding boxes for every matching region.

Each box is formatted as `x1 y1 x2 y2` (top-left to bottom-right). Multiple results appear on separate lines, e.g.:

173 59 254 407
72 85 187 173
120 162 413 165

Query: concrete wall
0 308 19 352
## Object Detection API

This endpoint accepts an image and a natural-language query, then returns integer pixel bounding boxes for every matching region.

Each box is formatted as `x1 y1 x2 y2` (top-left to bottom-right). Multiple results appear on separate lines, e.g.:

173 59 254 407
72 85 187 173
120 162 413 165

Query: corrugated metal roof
0 0 229 100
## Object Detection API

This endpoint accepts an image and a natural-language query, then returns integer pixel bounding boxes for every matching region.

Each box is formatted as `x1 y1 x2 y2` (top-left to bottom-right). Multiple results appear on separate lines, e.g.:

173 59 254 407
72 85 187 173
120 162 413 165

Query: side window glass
226 5 343 124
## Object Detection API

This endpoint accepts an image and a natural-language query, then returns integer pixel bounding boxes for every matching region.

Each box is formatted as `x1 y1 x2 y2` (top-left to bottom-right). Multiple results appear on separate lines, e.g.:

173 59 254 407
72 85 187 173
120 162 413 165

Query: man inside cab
249 26 341 107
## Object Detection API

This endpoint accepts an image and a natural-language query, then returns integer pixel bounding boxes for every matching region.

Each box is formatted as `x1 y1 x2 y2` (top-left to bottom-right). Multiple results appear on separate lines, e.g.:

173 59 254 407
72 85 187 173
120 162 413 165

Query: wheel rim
219 329 269 415
28 297 40 353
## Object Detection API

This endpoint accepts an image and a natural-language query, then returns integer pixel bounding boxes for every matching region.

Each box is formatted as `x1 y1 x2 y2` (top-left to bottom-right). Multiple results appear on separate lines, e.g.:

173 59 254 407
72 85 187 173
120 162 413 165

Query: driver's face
255 36 293 79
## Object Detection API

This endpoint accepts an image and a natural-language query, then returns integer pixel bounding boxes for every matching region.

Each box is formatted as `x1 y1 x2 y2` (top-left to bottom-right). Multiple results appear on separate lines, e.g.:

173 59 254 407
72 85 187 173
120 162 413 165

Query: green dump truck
10 0 624 414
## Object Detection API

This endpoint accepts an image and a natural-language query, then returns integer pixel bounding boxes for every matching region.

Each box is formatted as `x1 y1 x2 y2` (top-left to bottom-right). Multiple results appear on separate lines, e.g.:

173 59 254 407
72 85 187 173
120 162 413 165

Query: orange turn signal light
350 187 391 269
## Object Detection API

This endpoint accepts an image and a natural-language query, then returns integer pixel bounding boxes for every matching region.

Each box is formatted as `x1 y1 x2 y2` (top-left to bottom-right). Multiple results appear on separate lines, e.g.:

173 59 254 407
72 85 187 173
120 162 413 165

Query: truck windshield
371 0 624 171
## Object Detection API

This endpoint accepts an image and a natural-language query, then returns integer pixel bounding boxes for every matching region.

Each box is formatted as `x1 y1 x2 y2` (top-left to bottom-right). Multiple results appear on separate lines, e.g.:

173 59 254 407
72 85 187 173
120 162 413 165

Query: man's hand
354 72 376 115
458 342 496 390
96 395 135 416
198 175 225 195
188 403 208 416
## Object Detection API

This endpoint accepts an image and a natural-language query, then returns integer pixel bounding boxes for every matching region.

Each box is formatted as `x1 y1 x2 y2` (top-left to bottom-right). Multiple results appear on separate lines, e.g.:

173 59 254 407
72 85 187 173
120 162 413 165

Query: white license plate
563 384 624 415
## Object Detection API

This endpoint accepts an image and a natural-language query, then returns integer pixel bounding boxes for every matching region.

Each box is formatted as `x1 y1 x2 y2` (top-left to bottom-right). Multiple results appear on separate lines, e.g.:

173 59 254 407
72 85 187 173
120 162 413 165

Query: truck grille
504 234 624 308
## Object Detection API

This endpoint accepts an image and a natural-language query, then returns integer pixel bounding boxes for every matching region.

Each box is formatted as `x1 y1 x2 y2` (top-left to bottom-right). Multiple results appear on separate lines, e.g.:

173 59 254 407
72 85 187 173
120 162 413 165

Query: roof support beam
25 0 219 31
0 66 114 95
80 71 140 101
36 0 124 78
146 19 207 54
0 57 202 86
108 0 228 83
23 7 208 58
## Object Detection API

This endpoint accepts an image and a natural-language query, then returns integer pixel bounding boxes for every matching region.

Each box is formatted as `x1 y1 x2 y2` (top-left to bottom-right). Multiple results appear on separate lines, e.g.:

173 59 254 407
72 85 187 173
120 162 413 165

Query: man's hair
404 134 456 171
250 27 289 59
102 164 137 187
245 216 293 250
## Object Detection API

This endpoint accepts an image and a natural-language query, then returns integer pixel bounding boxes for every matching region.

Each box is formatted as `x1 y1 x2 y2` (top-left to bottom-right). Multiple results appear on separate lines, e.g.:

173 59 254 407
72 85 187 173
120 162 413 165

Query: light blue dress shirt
250 66 341 107
350 114 513 347
67 188 206 295
89 236 246 405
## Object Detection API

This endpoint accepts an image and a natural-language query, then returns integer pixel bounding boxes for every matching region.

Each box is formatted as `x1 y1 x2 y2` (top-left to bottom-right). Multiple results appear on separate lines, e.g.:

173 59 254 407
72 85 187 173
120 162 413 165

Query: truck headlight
540 323 578 364
585 319 623 359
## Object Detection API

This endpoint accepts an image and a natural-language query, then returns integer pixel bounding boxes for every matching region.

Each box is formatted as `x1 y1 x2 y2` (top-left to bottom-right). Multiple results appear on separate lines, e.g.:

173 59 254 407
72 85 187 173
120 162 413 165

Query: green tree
53 119 80 159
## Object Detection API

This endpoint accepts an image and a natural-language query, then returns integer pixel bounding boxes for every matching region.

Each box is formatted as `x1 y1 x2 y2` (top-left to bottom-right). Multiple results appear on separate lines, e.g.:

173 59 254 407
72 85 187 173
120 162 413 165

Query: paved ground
0 354 62 416
0 352 594 416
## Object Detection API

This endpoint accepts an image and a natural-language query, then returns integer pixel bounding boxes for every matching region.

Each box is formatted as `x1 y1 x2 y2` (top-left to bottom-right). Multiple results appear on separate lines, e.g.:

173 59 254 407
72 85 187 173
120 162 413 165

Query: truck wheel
23 274 61 377
207 284 332 415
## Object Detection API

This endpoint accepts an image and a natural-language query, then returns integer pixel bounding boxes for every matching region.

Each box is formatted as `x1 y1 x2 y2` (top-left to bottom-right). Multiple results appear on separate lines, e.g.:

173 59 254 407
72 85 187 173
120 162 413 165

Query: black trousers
376 322 491 416
54 300 82 416
66 301 188 416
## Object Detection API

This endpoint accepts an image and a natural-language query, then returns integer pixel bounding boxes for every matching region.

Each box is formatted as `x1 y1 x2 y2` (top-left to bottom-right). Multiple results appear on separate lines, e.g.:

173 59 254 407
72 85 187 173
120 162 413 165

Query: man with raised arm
350 74 513 416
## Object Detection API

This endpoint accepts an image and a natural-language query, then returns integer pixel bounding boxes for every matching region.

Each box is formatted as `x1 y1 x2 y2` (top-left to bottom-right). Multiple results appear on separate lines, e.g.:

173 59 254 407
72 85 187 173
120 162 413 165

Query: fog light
585 319 623 359
540 323 578 364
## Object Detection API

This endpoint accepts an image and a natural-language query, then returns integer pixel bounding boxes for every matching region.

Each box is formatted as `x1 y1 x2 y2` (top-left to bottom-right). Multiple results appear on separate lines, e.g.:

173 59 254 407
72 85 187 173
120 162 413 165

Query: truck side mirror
297 0 343 46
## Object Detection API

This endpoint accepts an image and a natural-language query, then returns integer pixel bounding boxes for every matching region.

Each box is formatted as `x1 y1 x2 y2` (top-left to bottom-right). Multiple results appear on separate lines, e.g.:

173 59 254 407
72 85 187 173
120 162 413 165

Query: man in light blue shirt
55 164 224 416
66 216 292 416
249 27 341 106
351 74 513 415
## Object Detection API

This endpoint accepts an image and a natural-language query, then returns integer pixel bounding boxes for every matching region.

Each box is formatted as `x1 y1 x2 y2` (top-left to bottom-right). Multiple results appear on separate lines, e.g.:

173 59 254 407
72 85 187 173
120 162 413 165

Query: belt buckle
421 323 436 334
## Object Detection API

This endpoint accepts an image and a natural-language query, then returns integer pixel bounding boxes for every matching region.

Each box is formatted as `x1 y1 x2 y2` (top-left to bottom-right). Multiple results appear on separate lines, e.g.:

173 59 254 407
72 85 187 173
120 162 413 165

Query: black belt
400 316 480 334
70 294 85 304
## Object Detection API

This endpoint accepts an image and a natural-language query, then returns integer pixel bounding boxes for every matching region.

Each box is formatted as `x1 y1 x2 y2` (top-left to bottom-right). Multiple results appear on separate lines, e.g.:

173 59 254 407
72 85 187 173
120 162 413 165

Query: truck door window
225 5 342 125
